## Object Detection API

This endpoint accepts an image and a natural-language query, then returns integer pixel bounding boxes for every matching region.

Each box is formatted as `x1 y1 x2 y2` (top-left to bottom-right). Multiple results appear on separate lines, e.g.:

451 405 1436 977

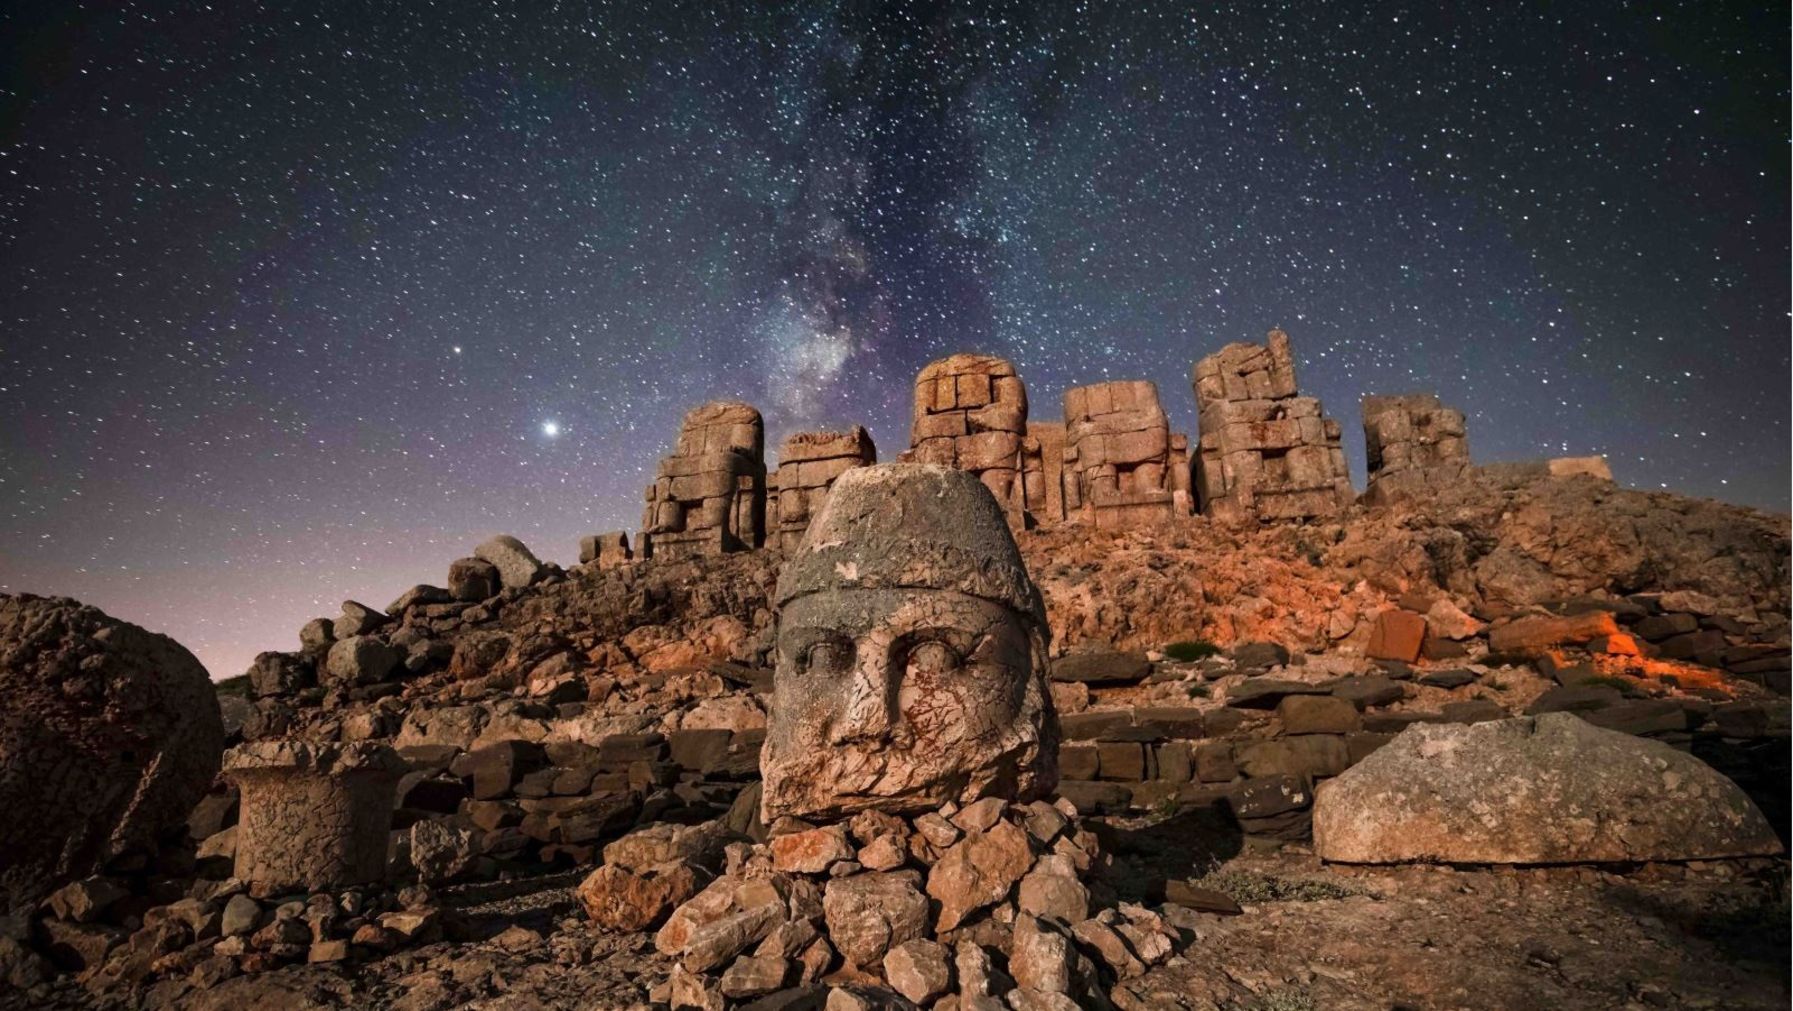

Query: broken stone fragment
323 635 401 687
332 600 388 639
882 937 951 1004
474 534 548 589
446 556 500 601
822 871 929 967
926 819 1033 932
588 861 709 933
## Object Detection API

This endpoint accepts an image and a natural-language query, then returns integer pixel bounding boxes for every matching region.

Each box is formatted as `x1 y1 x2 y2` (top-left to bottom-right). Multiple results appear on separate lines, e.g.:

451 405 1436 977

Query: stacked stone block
579 531 633 570
768 426 876 552
641 401 767 559
1061 380 1191 529
1023 421 1067 525
902 353 1032 524
1191 328 1353 521
1362 393 1470 504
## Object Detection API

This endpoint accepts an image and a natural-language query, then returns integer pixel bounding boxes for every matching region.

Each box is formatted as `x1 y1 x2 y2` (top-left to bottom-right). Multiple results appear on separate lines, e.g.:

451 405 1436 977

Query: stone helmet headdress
775 463 1049 638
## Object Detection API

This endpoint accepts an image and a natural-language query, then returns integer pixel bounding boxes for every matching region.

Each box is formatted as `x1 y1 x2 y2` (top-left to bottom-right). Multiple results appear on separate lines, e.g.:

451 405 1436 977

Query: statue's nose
830 654 896 745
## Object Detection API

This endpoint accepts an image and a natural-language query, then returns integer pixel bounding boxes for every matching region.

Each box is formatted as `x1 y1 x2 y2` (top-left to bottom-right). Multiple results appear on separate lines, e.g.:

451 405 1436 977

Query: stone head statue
762 463 1059 822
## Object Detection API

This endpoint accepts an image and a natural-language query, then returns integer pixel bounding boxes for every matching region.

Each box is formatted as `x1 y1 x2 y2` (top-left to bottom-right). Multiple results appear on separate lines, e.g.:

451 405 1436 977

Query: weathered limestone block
1361 393 1471 504
1061 380 1189 529
1191 328 1353 521
769 427 876 553
0 594 225 913
642 401 767 559
902 354 1033 527
224 742 406 893
579 531 633 569
763 464 1059 822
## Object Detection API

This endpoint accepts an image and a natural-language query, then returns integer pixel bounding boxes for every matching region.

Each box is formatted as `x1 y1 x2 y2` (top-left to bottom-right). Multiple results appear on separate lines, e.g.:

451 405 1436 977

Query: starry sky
1 2 1786 680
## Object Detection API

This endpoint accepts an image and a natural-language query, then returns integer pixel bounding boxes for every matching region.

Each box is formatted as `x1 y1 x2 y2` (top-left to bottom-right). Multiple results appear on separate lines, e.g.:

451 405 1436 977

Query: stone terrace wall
1192 328 1353 522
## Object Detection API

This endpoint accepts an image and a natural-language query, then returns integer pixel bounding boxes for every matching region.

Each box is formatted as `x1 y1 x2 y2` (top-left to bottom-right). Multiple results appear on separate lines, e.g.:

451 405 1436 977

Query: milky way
1 2 1785 678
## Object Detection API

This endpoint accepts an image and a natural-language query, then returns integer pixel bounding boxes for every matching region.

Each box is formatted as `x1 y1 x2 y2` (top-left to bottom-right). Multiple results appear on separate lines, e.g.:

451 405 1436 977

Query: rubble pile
629 800 1182 1010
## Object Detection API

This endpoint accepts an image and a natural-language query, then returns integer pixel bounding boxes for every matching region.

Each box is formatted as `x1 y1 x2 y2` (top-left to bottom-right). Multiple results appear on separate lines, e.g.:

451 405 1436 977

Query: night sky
2 2 1786 680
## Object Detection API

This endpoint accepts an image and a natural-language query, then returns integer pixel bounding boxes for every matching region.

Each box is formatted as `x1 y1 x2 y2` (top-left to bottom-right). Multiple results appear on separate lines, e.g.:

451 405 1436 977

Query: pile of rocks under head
581 797 1183 1011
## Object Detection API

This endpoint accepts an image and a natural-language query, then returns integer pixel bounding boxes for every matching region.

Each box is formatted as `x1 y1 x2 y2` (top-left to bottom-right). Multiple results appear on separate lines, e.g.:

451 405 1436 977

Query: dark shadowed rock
1314 713 1783 864
0 594 224 913
447 556 501 602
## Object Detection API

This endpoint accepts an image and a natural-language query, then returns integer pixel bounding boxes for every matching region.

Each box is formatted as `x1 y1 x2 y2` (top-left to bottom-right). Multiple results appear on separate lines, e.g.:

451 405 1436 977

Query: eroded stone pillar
224 741 405 894
1191 328 1353 521
902 354 1032 527
1062 380 1185 529
641 401 767 559
1361 393 1471 504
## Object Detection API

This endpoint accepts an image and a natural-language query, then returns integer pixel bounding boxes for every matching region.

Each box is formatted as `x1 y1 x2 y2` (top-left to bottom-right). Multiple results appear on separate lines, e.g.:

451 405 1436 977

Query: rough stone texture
763 464 1058 821
1061 380 1190 528
579 531 633 569
1191 328 1354 521
822 871 930 967
223 741 406 893
1549 455 1613 480
901 354 1033 526
1362 393 1471 505
474 534 547 590
322 635 401 687
1313 713 1783 864
0 594 224 914
926 819 1033 931
446 556 500 602
1022 421 1067 525
642 400 767 559
768 427 876 553
246 650 314 698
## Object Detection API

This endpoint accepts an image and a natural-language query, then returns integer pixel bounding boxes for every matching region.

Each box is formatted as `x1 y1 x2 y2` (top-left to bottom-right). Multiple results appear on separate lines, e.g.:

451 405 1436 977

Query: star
541 421 561 438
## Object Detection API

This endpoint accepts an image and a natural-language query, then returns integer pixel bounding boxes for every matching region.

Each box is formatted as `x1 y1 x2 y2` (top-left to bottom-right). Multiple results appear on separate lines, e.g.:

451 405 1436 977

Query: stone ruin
642 401 767 560
1061 380 1193 529
621 463 1187 1008
1361 393 1471 504
767 426 876 553
579 530 633 570
1191 327 1354 522
1022 421 1067 525
223 741 406 895
902 353 1036 526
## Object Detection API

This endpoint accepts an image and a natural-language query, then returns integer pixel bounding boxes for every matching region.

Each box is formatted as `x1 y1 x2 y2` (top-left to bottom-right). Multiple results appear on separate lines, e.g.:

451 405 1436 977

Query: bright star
541 421 560 437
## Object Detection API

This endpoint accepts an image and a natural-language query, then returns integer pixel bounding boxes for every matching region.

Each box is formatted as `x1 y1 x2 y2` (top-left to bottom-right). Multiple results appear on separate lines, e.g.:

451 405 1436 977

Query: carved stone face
763 587 1049 821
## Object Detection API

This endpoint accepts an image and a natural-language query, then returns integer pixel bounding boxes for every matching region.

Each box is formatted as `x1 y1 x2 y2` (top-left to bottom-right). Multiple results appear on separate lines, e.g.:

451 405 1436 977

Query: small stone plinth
224 741 406 894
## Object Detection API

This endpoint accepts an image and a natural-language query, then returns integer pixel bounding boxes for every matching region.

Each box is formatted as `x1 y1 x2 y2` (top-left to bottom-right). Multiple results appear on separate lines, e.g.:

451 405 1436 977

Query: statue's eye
906 640 961 673
800 640 852 675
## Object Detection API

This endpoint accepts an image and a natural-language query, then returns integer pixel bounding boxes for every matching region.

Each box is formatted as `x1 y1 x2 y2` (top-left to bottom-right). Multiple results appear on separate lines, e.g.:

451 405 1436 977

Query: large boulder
1313 712 1782 864
474 535 546 590
0 594 225 912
